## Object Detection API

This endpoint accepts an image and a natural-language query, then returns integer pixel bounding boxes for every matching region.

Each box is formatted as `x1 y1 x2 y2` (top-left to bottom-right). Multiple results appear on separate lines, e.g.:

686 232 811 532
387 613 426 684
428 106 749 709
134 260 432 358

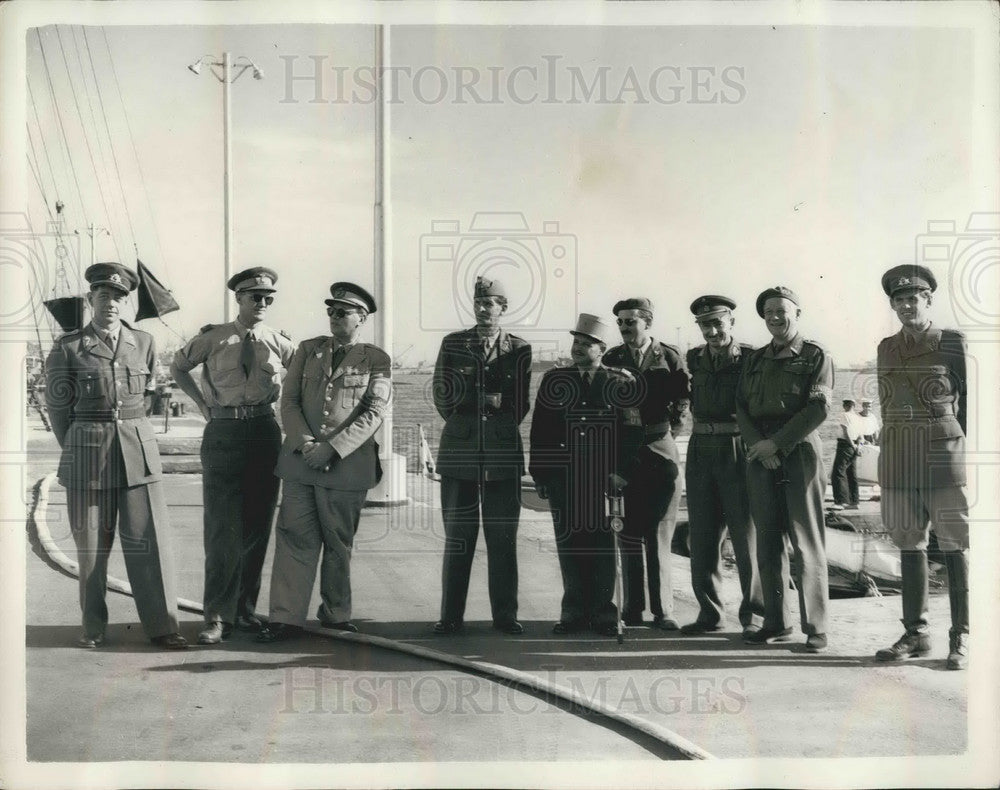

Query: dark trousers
620 449 677 620
67 483 179 639
831 439 859 505
548 483 616 627
439 475 521 623
685 435 764 628
746 439 828 635
200 415 281 624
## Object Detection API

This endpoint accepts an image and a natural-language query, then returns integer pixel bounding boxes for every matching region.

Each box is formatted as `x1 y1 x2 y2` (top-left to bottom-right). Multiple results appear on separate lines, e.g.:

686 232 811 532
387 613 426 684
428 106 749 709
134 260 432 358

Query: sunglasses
249 293 274 305
327 307 360 318
616 318 640 327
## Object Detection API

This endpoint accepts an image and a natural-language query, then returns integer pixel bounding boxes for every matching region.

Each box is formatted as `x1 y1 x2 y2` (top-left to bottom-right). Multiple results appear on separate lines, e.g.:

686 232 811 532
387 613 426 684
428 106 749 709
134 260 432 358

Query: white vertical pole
223 51 233 322
89 222 97 267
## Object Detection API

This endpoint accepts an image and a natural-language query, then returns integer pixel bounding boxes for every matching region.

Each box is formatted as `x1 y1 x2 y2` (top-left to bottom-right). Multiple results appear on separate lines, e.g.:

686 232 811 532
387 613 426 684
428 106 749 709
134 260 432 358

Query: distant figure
432 276 532 636
857 398 880 445
45 263 186 650
736 286 833 653
529 313 629 636
875 265 968 671
680 295 766 638
171 267 295 645
602 297 689 630
831 398 862 509
258 282 391 641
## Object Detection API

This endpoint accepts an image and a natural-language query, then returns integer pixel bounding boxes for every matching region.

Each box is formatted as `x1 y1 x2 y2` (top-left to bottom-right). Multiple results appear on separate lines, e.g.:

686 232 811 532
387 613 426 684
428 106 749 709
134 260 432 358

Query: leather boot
900 549 929 633
944 550 969 670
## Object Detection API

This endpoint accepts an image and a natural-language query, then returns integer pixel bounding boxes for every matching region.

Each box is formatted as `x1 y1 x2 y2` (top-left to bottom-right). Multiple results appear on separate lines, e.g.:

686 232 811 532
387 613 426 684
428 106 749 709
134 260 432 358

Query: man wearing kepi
45 263 186 649
258 283 391 641
171 267 295 645
874 265 969 670
603 297 689 630
680 295 765 638
529 313 627 636
736 286 833 653
432 275 532 636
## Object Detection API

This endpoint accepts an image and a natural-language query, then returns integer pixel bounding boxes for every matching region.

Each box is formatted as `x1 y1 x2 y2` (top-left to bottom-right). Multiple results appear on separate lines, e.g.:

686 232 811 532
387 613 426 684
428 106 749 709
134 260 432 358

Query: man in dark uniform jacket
529 313 630 636
432 276 532 635
874 265 969 670
45 263 186 649
171 267 295 644
680 295 766 637
736 286 833 653
603 297 689 629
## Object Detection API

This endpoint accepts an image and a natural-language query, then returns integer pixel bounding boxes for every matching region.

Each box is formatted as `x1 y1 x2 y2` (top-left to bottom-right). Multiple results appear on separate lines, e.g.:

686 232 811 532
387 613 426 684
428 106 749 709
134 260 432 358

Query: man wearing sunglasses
603 298 689 631
432 276 532 636
171 267 295 644
258 282 391 641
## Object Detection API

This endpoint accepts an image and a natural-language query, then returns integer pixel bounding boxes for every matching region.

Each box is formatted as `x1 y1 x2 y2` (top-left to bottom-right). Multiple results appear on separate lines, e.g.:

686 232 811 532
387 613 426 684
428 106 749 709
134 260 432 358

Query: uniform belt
692 420 741 435
74 405 146 421
883 403 956 422
209 403 275 420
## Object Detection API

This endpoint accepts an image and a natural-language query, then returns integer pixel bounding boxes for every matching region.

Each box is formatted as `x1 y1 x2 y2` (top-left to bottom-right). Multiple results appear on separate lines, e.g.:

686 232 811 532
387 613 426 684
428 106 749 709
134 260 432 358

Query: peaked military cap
690 294 736 322
570 312 612 344
228 267 278 293
85 262 138 294
325 281 377 313
881 264 937 297
612 297 654 316
474 275 506 299
755 285 800 317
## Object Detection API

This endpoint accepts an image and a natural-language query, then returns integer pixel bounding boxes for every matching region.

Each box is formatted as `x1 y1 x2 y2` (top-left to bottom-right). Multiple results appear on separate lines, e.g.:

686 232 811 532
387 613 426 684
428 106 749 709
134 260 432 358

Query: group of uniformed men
45 261 969 670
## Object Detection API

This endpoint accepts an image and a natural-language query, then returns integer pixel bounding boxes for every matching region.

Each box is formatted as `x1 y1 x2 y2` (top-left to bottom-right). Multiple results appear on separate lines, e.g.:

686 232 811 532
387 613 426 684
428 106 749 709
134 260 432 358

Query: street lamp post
187 53 263 322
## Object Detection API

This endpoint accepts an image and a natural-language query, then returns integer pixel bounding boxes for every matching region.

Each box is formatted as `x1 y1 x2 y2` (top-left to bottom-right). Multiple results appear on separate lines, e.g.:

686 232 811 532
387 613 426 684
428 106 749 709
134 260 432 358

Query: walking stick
607 490 626 645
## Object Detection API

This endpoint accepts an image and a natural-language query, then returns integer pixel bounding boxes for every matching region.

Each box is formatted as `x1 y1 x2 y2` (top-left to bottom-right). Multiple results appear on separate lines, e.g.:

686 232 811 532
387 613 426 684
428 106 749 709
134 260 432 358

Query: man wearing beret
529 313 630 636
432 276 532 635
736 286 833 652
603 297 689 630
171 267 295 644
680 296 766 637
874 265 969 670
45 263 186 649
258 282 391 641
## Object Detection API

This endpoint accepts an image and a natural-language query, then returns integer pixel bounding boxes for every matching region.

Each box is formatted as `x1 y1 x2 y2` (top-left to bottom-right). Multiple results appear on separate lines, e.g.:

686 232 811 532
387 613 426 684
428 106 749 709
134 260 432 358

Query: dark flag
43 296 85 333
135 259 179 320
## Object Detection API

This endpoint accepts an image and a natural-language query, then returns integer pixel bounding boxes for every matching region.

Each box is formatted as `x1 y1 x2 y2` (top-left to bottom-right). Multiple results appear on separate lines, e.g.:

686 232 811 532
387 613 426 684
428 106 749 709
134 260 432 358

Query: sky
21 18 999 367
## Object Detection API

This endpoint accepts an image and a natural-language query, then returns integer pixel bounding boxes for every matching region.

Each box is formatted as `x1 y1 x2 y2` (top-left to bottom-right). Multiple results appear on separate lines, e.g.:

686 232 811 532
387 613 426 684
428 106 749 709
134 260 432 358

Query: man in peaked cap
529 313 630 636
680 295 766 637
603 296 689 630
874 265 969 670
432 275 532 636
45 263 187 649
171 266 295 644
258 282 391 641
736 286 833 653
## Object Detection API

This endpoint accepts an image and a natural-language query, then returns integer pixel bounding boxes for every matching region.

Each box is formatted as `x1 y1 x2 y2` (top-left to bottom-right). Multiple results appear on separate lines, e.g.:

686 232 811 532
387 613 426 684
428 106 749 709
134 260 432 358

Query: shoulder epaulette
738 342 754 352
199 323 217 334
604 365 636 381
54 329 81 344
279 329 291 340
802 339 828 352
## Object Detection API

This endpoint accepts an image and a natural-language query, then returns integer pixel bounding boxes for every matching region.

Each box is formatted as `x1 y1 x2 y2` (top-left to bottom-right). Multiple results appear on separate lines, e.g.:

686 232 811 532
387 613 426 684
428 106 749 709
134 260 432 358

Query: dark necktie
331 345 348 374
582 372 592 389
240 332 256 377
633 347 643 368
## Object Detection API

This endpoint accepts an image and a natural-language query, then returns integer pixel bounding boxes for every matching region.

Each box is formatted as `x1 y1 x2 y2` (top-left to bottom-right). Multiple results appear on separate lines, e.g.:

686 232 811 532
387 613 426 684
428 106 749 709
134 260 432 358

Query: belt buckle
237 404 252 420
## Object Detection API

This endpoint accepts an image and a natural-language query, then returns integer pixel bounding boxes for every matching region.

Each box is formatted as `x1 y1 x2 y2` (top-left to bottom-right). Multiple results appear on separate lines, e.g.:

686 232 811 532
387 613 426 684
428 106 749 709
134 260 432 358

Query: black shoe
680 621 724 635
946 632 967 670
256 623 302 643
805 633 828 653
321 620 359 633
552 620 585 635
652 615 679 631
197 622 232 645
595 622 620 637
493 619 524 635
77 633 105 649
432 620 463 635
623 613 643 627
235 613 263 631
875 632 931 661
151 633 188 650
744 626 793 645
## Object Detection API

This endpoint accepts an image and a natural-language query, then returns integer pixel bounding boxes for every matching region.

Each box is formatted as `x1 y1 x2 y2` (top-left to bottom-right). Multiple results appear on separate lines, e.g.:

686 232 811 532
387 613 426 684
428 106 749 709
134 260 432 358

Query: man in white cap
529 313 631 636
171 267 295 645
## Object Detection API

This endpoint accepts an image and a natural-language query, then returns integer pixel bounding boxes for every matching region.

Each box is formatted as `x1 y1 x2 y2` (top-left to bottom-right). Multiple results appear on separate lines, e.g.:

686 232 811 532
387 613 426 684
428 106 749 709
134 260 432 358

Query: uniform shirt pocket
78 372 107 399
126 364 150 394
